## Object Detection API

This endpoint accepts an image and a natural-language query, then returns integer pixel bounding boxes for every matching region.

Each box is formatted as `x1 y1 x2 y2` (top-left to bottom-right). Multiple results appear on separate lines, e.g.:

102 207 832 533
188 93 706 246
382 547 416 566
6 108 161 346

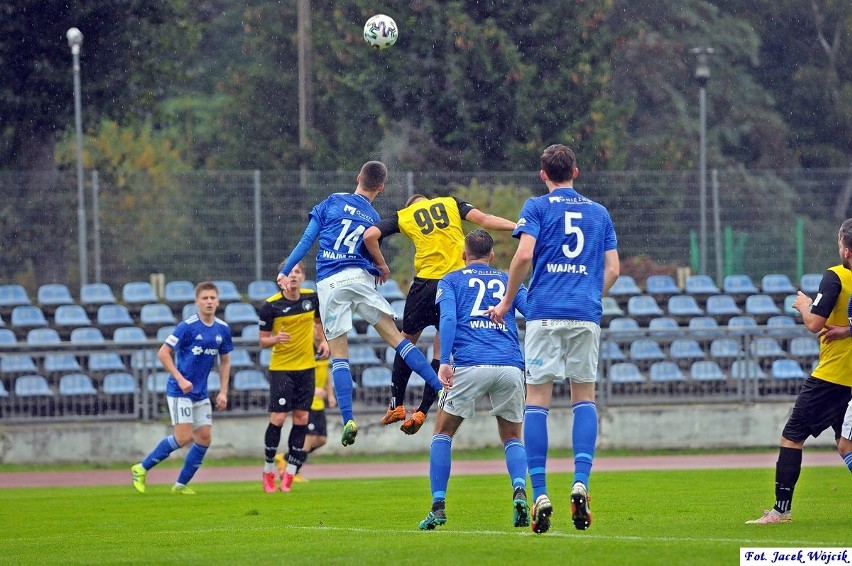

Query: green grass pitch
1 467 848 565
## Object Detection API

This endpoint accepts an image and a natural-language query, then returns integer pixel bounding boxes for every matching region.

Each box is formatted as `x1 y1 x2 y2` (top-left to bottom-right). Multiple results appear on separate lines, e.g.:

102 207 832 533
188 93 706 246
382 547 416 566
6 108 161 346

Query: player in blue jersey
276 161 443 447
489 144 620 534
131 281 233 495
419 229 531 530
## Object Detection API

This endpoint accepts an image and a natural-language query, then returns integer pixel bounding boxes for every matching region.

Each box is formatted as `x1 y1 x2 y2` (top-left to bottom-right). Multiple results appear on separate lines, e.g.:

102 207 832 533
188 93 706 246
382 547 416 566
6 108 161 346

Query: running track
0 451 841 488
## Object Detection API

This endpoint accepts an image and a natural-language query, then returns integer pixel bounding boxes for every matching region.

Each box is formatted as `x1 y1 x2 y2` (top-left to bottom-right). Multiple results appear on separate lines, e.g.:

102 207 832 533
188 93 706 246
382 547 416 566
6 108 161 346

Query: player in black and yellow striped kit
364 194 516 434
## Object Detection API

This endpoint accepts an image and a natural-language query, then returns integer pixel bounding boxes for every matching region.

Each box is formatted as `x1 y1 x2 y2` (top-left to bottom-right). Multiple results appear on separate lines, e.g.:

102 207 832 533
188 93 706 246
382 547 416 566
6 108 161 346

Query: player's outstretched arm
464 207 517 232
278 219 321 291
363 226 390 283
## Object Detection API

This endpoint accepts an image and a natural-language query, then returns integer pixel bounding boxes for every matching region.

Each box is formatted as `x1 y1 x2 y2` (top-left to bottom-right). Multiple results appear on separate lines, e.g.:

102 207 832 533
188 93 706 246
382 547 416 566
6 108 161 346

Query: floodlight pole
68 27 87 287
692 47 714 276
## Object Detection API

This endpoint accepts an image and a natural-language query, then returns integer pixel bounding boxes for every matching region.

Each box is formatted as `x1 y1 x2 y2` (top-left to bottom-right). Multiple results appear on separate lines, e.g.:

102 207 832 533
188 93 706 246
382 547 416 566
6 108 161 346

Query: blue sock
332 359 354 424
524 405 549 500
176 443 208 485
429 433 452 503
142 435 179 470
843 452 852 474
572 401 598 488
504 438 527 491
396 339 442 392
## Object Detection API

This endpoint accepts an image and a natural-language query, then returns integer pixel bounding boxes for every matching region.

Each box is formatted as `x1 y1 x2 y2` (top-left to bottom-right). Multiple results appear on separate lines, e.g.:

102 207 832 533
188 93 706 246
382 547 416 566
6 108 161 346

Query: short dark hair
405 193 427 207
359 161 388 190
195 281 218 297
840 219 852 250
540 144 576 183
465 229 494 260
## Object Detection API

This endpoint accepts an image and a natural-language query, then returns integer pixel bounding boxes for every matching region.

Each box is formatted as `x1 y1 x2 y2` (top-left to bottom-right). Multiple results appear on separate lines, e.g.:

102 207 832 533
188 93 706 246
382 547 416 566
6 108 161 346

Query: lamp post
691 47 713 276
67 27 87 288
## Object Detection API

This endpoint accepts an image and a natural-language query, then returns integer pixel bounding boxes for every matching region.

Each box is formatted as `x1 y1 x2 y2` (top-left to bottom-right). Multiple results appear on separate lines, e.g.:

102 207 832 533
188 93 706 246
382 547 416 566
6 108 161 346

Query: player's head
358 161 388 192
405 194 427 207
277 260 306 285
194 281 220 316
838 219 852 269
463 229 494 264
540 144 578 184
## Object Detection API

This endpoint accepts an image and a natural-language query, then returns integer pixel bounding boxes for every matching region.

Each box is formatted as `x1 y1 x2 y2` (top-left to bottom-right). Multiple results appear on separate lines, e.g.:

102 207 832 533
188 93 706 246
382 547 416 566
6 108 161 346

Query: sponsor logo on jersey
517 218 527 227
192 345 220 356
302 300 312 311
195 334 203 340
282 307 292 313
546 263 588 274
436 287 443 300
215 334 222 344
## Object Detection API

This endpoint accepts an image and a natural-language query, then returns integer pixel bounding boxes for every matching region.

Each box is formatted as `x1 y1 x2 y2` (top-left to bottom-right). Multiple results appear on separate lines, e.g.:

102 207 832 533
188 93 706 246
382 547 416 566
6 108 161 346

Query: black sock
286 424 309 470
264 423 283 463
417 359 441 414
391 353 412 408
774 446 802 514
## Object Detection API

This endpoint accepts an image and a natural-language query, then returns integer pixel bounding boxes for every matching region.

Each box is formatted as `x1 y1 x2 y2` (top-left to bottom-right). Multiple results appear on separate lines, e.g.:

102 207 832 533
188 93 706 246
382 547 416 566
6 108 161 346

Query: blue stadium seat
70 327 105 344
722 274 759 298
232 369 268 391
0 328 17 345
601 296 625 322
146 372 171 394
102 372 138 395
223 302 259 329
626 295 664 322
744 294 781 323
629 339 666 368
10 305 48 335
761 274 797 298
771 359 807 380
207 371 221 393
361 366 393 388
765 315 799 340
669 339 705 367
14 374 53 396
704 295 741 322
648 361 685 383
608 317 642 340
247 280 279 302
644 275 680 299
122 281 159 307
228 348 256 369
788 336 820 364
27 328 61 345
140 303 177 329
647 317 680 341
259 348 271 368
349 345 382 365
88 352 128 374
54 305 92 332
59 373 98 396
0 284 31 312
607 362 645 384
730 359 766 380
156 326 175 342
213 280 242 303
600 340 626 362
131 350 164 372
36 284 74 312
783 294 799 317
666 295 704 321
709 338 743 369
163 280 195 308
0 380 8 398
609 275 642 303
113 326 147 343
96 304 134 329
687 316 723 341
684 275 720 298
378 280 406 302
689 360 726 381
181 303 197 321
727 315 760 335
799 273 821 295
1 354 39 375
44 353 83 375
79 283 117 313
241 324 260 340
749 337 786 362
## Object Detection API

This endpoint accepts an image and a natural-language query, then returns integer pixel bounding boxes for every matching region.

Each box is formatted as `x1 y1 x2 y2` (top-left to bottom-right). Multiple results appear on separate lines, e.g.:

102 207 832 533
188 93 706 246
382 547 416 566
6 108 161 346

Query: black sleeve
374 212 401 242
810 269 841 319
256 301 275 332
453 197 476 220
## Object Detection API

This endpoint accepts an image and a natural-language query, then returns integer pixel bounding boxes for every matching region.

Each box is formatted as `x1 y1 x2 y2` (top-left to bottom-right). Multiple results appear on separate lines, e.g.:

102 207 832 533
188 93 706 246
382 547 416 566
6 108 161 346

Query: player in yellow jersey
256 261 329 493
746 219 852 524
363 194 516 434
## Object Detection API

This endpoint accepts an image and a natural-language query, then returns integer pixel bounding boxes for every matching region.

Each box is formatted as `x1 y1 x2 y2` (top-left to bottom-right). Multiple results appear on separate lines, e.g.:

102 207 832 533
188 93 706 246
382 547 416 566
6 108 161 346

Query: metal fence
1 167 851 295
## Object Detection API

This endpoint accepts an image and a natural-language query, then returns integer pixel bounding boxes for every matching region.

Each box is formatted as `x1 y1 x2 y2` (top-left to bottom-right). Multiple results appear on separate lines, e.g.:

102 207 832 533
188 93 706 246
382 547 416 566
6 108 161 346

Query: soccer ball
363 14 398 50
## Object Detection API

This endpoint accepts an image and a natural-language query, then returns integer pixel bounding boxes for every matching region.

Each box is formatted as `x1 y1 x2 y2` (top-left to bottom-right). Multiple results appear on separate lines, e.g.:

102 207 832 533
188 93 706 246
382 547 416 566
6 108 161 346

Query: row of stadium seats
607 358 812 385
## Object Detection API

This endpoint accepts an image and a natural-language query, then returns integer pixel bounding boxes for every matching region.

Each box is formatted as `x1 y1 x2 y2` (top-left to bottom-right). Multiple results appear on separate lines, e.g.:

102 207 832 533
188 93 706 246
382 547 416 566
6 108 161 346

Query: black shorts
781 376 852 443
268 369 315 413
402 277 440 335
307 408 327 437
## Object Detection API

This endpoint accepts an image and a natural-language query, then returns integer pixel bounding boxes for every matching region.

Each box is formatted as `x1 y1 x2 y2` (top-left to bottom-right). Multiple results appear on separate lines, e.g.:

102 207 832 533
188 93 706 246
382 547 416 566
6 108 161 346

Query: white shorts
524 319 601 385
317 267 396 339
843 398 852 440
167 396 213 429
439 365 525 422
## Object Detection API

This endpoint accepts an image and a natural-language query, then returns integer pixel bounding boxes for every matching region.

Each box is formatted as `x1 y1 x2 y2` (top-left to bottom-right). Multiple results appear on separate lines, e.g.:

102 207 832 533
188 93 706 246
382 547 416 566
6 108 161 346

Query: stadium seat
102 372 138 395
744 294 781 323
648 361 685 383
730 359 766 380
43 354 83 376
27 327 61 345
229 348 256 369
0 328 17 345
53 305 92 334
70 327 105 344
647 317 680 342
349 345 382 365
799 273 821 295
223 302 259 332
600 340 626 362
12 374 54 416
687 316 723 341
761 274 797 298
59 373 98 396
609 275 642 305
788 336 820 364
749 337 786 363
207 371 221 394
360 366 392 403
213 280 242 303
608 317 642 340
247 280 279 302
689 360 727 381
0 380 8 398
113 326 147 343
139 303 177 331
0 284 32 313
378 280 406 302
684 275 720 299
626 295 664 323
156 325 175 342
727 315 760 335
704 295 741 322
96 304 134 330
783 294 799 317
259 348 271 368
122 281 159 309
10 305 49 336
241 324 260 340
644 275 680 300
601 296 624 324
163 280 195 309
765 315 799 340
232 369 268 408
79 283 117 313
36 283 74 313
88 352 128 374
607 362 645 384
770 359 807 380
709 338 743 369
629 339 666 369
146 371 171 394
181 303 197 321
1 354 39 376
722 274 759 302
14 374 53 396
669 338 705 367
130 350 163 372
666 295 704 322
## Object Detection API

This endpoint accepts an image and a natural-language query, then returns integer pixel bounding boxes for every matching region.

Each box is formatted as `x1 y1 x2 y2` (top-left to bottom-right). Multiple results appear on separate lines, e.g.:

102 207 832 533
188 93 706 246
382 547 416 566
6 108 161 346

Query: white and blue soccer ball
363 14 398 50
